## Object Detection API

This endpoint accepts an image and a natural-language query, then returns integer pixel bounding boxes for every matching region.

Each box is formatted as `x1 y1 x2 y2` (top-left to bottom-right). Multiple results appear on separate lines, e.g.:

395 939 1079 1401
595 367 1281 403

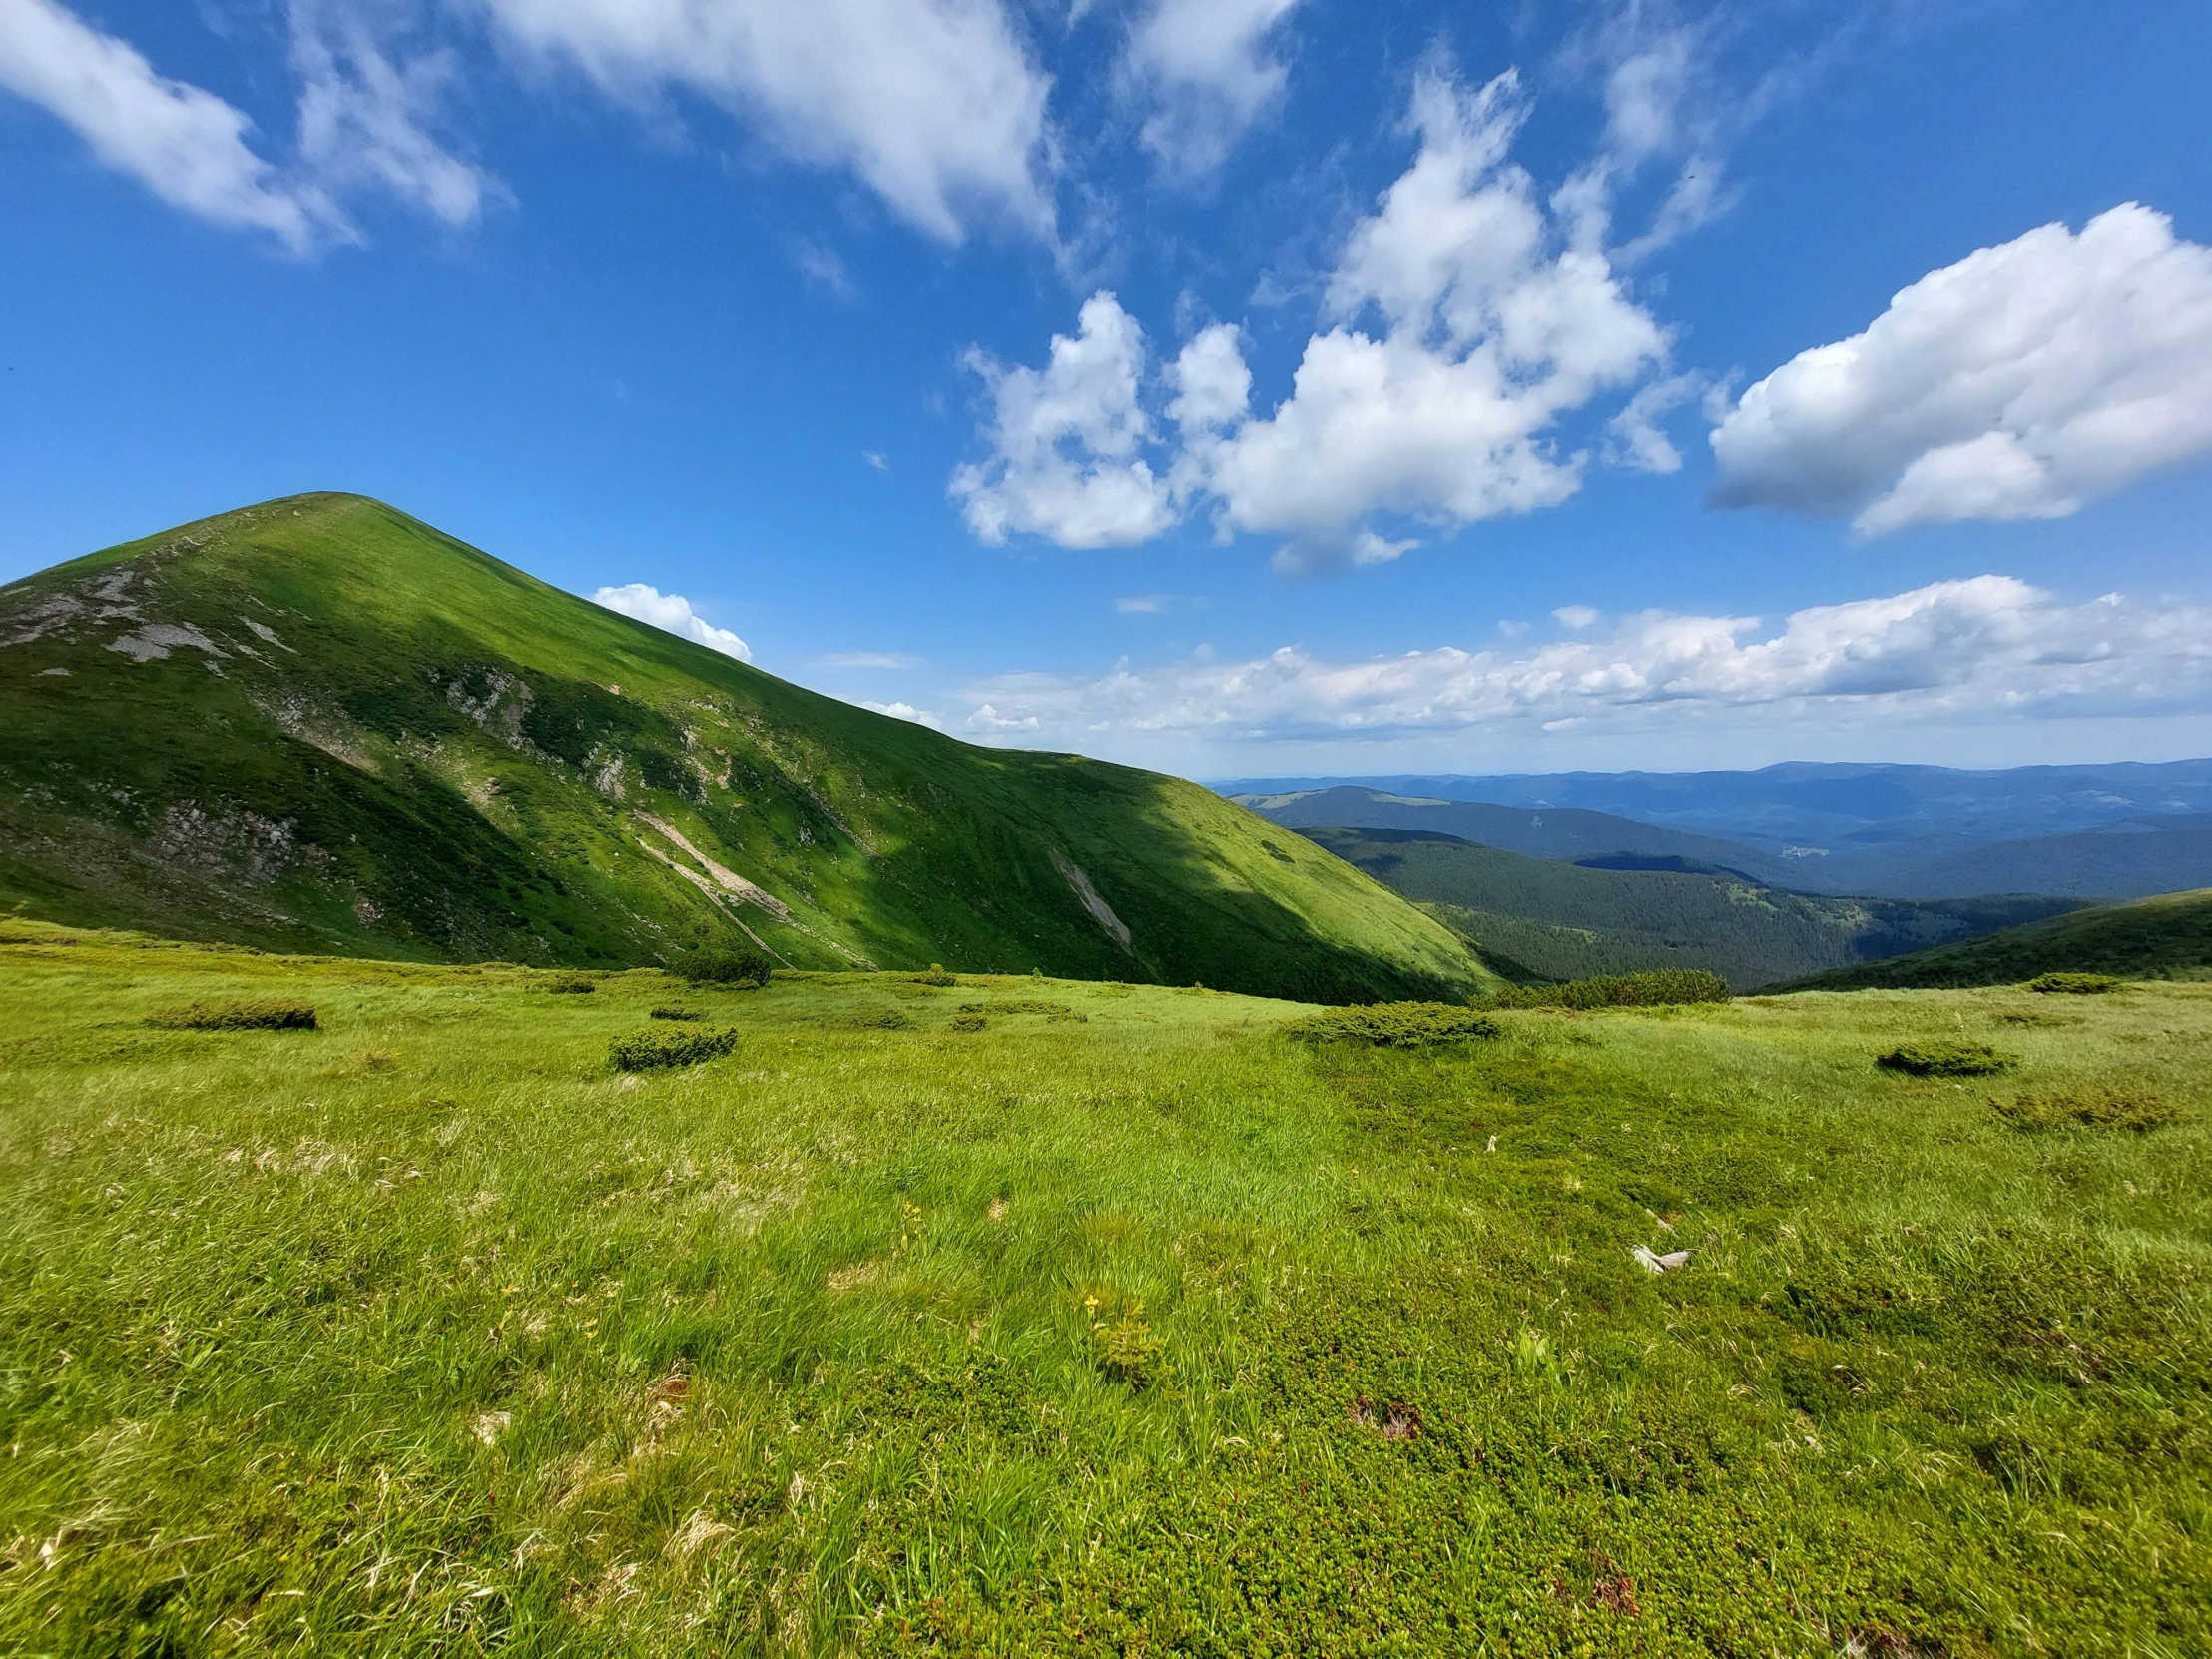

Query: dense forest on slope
1301 827 2076 989
1780 888 2212 990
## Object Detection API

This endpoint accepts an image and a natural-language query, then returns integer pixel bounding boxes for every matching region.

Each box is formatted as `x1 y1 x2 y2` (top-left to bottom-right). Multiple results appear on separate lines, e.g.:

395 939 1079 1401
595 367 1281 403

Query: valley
1299 826 2079 989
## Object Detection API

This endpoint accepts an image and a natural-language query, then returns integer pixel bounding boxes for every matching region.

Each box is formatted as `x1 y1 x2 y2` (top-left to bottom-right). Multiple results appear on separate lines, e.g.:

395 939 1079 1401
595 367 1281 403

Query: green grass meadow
3 919 2209 1655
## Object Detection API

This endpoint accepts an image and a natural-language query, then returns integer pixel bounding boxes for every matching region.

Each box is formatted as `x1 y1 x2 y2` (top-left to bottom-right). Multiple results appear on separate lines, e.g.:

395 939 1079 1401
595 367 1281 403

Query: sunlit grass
3 920 2208 1655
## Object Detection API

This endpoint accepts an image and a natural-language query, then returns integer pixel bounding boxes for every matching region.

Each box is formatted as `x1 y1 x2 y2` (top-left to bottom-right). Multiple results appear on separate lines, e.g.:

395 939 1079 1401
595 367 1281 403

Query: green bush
546 976 595 995
1487 970 1731 1011
913 964 957 988
2024 972 2124 995
676 947 773 989
1877 1040 2018 1077
951 1013 988 1033
608 1025 738 1071
1286 1002 1500 1047
148 999 317 1032
648 1005 703 1021
959 999 1083 1021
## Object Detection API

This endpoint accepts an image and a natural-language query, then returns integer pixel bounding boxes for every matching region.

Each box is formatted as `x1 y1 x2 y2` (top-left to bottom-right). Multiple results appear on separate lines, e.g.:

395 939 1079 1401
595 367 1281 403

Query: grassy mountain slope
5 920 2208 1654
1780 887 2212 991
1237 785 1805 885
0 493 1487 1002
1302 826 2077 989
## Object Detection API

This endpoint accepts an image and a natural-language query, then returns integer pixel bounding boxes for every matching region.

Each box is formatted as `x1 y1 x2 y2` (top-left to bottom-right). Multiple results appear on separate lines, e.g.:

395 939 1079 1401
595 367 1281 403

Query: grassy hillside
1781 887 2212 991
1302 826 2075 989
0 493 1486 1003
3 919 2208 1654
1235 786 1805 885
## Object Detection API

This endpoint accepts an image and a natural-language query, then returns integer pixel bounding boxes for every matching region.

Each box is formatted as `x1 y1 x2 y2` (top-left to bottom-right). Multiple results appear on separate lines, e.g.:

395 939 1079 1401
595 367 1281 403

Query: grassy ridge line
2 920 2208 1653
0 493 1487 1002
1778 886 2212 991
1301 826 2075 989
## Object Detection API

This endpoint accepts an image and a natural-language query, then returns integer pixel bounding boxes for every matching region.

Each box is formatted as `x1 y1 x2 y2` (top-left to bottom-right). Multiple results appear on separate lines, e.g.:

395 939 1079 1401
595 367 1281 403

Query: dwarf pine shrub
148 999 317 1031
608 1025 738 1071
1877 1040 2018 1077
677 947 773 988
1286 1002 1500 1047
2025 973 2124 995
1488 970 1731 1010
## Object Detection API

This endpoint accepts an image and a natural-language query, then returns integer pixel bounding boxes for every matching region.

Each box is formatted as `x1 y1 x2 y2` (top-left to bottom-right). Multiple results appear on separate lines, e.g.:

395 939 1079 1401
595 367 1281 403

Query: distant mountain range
0 494 1486 1003
1227 771 2212 901
1300 826 2076 989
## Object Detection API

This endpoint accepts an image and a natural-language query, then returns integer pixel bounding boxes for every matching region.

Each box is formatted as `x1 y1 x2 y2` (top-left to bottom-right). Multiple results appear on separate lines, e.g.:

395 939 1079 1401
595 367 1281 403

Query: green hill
0 494 1486 1003
1301 826 2076 989
1778 887 2212 991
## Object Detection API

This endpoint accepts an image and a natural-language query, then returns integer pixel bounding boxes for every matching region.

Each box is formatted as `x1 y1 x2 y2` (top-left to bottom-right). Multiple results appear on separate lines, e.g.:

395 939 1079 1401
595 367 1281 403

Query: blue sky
4 0 2210 779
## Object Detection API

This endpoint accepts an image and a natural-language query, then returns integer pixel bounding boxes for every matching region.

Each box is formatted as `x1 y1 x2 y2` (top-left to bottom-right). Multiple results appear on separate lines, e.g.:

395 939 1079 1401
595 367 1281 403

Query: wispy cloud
817 651 919 669
473 0 1056 243
0 0 350 252
1122 0 1304 179
949 577 2212 747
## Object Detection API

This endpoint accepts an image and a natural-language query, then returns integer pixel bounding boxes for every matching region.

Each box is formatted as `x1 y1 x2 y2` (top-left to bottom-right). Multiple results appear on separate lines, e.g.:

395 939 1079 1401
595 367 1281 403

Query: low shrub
854 1009 912 1030
1877 1040 2018 1077
1995 1089 2181 1133
1488 970 1731 1011
649 1005 703 1022
608 1026 738 1071
951 1013 988 1033
547 976 595 995
2024 972 2124 995
912 964 957 988
1286 1002 1500 1047
959 999 1085 1021
148 999 317 1032
1088 1300 1162 1388
676 947 773 989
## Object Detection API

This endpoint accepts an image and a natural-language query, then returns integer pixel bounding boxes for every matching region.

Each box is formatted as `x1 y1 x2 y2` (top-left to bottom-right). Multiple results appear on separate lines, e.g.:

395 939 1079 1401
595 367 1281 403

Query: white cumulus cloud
0 0 351 252
949 69 1671 572
1123 0 1302 179
592 583 752 661
1192 70 1668 571
949 577 2212 745
1710 203 2212 535
950 291 1178 548
471 0 1054 243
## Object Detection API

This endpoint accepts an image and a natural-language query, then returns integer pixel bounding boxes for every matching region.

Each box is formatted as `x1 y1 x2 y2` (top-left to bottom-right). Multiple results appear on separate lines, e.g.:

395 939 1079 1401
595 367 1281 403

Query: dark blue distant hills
1220 761 2212 901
